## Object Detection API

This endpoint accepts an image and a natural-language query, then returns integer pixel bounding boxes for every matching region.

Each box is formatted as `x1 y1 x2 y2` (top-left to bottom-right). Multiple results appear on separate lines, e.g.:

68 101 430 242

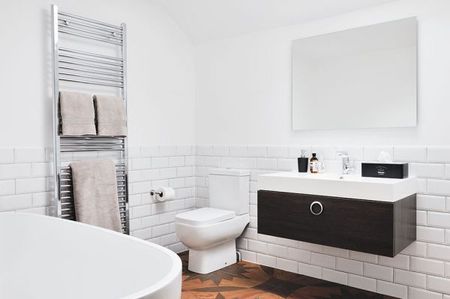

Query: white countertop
258 172 417 202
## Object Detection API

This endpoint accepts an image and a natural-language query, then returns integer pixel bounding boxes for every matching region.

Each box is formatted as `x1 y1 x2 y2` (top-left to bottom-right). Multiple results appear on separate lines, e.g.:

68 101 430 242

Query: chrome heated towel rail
51 5 129 234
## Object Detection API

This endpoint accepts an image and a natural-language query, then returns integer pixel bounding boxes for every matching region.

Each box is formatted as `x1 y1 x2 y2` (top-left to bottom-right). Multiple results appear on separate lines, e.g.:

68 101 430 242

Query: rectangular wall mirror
292 17 417 130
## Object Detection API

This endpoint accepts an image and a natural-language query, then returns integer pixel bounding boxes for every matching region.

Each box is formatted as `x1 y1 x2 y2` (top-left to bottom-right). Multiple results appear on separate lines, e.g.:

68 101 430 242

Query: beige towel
94 94 127 136
70 160 122 232
60 91 96 136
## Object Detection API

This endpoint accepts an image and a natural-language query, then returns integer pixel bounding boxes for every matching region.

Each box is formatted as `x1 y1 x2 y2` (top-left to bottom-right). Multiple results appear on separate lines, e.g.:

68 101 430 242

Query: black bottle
298 150 308 173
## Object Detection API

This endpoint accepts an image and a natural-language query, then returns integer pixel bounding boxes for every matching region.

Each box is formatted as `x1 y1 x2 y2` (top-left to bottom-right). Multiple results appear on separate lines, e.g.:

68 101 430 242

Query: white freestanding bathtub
0 213 182 299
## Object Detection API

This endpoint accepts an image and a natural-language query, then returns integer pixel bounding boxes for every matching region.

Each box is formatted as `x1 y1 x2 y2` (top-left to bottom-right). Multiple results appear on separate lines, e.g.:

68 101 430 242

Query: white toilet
175 168 250 274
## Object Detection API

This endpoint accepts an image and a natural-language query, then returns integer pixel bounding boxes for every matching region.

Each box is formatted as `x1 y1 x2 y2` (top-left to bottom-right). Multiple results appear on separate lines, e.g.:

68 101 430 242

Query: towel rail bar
61 163 125 169
60 144 125 151
57 18 123 37
60 148 125 152
58 21 123 41
58 22 123 42
60 139 125 144
60 137 125 144
52 5 129 234
60 142 125 146
59 59 123 72
59 47 123 62
58 28 122 45
59 142 123 147
59 60 123 74
59 77 123 88
59 66 123 78
59 184 127 190
59 72 124 84
58 11 122 31
60 142 125 147
59 180 126 185
59 53 122 69
60 136 126 140
59 53 123 67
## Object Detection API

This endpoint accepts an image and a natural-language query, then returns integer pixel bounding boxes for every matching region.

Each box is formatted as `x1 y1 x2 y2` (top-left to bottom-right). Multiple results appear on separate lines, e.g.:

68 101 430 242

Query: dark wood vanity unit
257 190 416 257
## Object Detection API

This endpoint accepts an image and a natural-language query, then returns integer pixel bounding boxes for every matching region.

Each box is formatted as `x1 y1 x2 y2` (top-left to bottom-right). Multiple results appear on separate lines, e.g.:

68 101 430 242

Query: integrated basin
257 171 418 256
258 172 417 202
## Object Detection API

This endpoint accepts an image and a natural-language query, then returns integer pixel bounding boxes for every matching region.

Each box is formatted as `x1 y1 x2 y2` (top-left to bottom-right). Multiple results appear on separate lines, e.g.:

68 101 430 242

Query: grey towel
94 94 127 136
70 160 122 232
60 91 96 136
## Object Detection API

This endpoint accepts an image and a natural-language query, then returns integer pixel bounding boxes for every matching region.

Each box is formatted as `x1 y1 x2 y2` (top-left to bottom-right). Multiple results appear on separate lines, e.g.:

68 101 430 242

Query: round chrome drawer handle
310 201 323 216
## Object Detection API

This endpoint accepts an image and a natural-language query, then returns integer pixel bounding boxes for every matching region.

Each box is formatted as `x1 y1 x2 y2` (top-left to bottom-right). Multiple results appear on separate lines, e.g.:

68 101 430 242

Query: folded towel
94 94 127 136
70 160 122 232
59 91 96 136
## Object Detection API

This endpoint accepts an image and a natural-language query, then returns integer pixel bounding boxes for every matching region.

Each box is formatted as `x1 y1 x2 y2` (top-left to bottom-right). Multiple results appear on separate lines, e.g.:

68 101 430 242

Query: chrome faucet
337 151 352 175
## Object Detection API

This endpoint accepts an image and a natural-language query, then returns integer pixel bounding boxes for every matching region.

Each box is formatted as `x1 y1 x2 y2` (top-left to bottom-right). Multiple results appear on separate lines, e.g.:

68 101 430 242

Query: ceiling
152 0 397 44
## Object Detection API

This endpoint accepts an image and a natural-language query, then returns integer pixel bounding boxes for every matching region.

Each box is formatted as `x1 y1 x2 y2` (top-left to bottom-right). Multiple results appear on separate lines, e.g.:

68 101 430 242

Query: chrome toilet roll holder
150 189 164 198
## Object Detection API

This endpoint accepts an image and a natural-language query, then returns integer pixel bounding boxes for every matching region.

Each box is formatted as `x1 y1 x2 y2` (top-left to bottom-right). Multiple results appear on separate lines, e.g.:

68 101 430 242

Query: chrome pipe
61 170 125 175
57 17 123 36
59 53 123 67
121 22 130 234
59 66 123 78
60 147 125 152
60 145 125 149
60 143 125 147
59 71 124 83
59 47 123 62
60 136 126 140
61 176 125 181
58 22 123 42
59 77 123 88
51 5 61 218
60 160 125 165
58 11 122 30
60 137 125 140
58 28 122 45
59 59 123 73
60 142 125 146
60 141 125 144
60 178 126 182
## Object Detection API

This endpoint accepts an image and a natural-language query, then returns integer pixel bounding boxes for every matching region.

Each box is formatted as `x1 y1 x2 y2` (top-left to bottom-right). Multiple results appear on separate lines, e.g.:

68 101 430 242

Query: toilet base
188 240 237 274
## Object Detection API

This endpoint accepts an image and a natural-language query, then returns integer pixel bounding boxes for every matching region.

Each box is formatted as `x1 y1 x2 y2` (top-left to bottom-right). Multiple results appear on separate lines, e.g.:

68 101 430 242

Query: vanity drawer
257 190 416 257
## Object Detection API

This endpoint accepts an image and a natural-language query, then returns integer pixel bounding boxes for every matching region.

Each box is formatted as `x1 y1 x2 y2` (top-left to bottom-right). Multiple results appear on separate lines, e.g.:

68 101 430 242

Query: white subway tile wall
0 148 52 215
195 145 450 299
2 144 450 298
128 145 195 252
0 145 196 253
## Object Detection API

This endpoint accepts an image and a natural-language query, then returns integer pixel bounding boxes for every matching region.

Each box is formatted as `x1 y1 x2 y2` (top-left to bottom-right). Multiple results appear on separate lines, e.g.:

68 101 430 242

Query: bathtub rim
1 212 182 299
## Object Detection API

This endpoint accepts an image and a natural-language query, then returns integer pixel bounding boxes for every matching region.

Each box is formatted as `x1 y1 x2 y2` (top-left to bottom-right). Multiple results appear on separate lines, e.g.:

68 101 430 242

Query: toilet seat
175 208 235 226
175 212 249 274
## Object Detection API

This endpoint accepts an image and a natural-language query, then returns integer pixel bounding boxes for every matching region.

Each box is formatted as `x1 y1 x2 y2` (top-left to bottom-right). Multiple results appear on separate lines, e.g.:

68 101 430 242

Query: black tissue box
362 162 408 179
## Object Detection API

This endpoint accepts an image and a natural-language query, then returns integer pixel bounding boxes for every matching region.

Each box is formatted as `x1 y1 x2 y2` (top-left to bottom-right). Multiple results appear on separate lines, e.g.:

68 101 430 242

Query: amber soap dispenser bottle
309 153 320 173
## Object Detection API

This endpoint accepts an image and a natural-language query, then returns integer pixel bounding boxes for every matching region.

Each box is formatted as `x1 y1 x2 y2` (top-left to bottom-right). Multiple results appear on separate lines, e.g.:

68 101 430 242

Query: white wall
0 0 196 147
195 0 450 146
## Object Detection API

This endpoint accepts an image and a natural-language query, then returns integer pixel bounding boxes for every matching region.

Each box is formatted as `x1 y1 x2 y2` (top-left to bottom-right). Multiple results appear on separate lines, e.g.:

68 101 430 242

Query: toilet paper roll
154 186 175 202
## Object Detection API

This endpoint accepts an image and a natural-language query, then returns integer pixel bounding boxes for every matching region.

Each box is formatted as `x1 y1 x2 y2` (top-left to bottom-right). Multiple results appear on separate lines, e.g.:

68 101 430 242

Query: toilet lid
176 208 235 226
